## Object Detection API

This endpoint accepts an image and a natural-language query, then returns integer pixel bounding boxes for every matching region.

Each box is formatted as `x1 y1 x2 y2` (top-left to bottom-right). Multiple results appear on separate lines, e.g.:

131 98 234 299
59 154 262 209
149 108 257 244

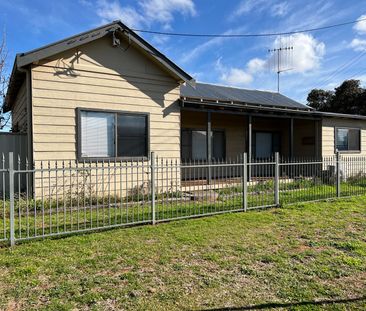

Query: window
253 131 280 159
79 110 148 159
212 131 225 160
80 111 115 157
192 130 207 160
336 128 360 152
181 129 225 161
117 114 148 157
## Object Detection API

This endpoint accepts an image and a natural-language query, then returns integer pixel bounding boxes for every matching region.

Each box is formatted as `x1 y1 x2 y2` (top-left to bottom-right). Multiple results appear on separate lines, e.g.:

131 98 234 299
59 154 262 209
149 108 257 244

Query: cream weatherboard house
4 20 366 175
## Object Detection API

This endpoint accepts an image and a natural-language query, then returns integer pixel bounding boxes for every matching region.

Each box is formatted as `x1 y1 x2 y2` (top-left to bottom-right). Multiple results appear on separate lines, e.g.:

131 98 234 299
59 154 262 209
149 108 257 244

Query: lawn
0 197 365 310
2 180 366 242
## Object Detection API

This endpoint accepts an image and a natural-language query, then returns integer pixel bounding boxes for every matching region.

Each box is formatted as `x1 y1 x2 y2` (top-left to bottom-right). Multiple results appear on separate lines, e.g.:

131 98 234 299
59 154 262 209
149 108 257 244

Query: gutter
180 98 366 121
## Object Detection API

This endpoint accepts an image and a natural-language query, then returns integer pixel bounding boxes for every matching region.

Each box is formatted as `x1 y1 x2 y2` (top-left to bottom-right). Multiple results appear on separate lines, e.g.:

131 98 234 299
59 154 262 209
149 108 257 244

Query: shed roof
180 82 312 111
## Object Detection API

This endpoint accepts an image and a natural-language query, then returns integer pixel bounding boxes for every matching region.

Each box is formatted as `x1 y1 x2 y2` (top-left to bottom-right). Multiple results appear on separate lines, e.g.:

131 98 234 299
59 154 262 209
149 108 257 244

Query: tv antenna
268 44 294 93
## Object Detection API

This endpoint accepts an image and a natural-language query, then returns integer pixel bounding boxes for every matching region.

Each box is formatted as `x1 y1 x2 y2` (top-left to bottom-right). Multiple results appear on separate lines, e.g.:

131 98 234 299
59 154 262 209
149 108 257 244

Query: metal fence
1 151 366 246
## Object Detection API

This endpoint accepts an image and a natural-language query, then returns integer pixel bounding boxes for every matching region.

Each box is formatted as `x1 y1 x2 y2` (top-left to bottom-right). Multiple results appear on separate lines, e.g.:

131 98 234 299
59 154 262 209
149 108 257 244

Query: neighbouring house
3 20 366 183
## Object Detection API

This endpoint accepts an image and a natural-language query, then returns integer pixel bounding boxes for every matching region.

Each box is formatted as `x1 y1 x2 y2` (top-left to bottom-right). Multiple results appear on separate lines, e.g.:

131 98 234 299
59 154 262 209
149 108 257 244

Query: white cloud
353 14 366 34
78 0 93 6
140 0 196 30
215 58 253 87
230 0 288 19
222 33 325 85
273 33 325 73
95 0 196 29
350 38 366 51
271 2 289 17
180 26 247 63
212 33 324 90
234 0 267 16
96 1 145 28
247 58 266 74
221 68 253 86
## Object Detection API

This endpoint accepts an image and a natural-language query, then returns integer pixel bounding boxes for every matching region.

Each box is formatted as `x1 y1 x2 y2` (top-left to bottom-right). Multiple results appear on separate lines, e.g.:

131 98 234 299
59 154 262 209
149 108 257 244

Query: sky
1 0 366 110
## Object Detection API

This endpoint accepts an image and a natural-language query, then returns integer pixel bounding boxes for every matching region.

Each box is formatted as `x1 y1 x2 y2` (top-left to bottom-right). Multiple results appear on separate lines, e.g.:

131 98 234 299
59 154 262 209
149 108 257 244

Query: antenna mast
268 45 293 93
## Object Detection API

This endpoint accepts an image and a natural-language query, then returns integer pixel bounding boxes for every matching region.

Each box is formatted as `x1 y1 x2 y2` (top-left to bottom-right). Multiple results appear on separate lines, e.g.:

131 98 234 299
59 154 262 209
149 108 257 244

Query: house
3 20 366 173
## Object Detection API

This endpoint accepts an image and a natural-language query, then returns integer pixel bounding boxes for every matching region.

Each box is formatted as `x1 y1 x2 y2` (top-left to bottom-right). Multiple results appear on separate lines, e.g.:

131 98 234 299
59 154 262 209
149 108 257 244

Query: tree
0 31 9 130
307 89 334 111
332 80 364 114
307 79 366 115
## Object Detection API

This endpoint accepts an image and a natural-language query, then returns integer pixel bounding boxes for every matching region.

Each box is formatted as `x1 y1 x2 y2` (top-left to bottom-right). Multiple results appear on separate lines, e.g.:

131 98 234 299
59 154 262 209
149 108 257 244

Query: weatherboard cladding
16 20 193 83
4 20 193 113
180 82 311 110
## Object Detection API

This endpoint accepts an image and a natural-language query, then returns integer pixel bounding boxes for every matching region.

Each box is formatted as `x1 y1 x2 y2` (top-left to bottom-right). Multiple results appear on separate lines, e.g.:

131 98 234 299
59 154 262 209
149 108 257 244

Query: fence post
336 151 341 198
9 152 15 247
242 153 248 212
274 152 280 206
150 152 156 225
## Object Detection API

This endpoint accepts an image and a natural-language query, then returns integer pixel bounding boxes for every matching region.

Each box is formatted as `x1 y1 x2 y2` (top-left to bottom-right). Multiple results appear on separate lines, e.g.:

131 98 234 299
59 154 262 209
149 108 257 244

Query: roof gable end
16 21 193 83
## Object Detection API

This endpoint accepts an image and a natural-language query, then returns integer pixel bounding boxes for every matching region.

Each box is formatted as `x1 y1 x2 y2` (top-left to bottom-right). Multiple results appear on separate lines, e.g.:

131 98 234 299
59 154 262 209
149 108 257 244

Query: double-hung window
79 109 149 159
335 128 360 152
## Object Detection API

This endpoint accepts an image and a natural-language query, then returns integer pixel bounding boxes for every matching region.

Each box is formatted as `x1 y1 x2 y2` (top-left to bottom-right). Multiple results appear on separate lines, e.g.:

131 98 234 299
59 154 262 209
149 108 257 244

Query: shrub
346 172 366 187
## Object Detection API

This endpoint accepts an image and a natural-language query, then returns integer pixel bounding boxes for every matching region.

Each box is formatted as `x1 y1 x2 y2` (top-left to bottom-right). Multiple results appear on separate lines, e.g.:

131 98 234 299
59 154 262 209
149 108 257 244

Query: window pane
212 131 225 160
181 129 191 160
192 130 207 160
272 132 281 153
118 137 146 157
117 114 147 157
336 129 349 151
349 129 360 151
80 111 115 157
255 132 273 158
118 115 146 136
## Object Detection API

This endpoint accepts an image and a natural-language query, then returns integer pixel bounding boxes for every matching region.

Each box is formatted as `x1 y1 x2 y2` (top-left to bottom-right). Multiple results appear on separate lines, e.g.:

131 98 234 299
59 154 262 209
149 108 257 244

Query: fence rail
1 151 366 246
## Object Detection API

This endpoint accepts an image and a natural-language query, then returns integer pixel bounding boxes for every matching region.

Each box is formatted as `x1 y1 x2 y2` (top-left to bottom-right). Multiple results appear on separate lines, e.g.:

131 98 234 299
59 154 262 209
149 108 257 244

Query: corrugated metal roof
180 82 311 111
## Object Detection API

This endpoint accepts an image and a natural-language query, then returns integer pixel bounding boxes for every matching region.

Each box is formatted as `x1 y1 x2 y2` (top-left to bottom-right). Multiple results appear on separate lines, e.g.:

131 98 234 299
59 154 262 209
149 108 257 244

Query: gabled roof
180 82 312 111
16 20 193 82
4 20 194 112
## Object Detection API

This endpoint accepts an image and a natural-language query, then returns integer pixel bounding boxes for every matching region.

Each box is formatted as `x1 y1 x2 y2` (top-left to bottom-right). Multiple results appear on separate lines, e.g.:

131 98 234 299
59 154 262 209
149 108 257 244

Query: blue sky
1 0 366 105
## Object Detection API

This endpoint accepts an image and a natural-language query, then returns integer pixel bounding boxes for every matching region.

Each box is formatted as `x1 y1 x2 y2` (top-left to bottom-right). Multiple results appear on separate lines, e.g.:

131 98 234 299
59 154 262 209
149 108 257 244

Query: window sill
77 156 150 162
336 150 361 154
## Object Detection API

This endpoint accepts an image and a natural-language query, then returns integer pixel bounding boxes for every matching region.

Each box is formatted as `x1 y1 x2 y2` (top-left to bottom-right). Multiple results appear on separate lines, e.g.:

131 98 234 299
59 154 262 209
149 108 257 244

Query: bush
280 178 315 190
250 180 274 193
346 172 366 187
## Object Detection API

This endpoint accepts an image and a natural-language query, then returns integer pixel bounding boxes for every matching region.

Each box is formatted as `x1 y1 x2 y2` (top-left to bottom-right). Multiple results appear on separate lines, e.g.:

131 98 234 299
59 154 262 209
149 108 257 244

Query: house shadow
201 296 366 310
51 32 180 116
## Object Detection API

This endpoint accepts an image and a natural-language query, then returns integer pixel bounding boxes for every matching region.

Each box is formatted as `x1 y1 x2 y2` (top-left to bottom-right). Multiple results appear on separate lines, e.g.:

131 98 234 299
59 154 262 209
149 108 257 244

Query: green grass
0 196 365 310
1 181 366 241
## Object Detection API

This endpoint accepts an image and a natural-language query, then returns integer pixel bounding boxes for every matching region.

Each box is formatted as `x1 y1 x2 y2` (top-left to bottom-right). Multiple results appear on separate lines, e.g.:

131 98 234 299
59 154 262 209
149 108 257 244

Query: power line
132 17 366 38
318 50 366 88
348 67 366 80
